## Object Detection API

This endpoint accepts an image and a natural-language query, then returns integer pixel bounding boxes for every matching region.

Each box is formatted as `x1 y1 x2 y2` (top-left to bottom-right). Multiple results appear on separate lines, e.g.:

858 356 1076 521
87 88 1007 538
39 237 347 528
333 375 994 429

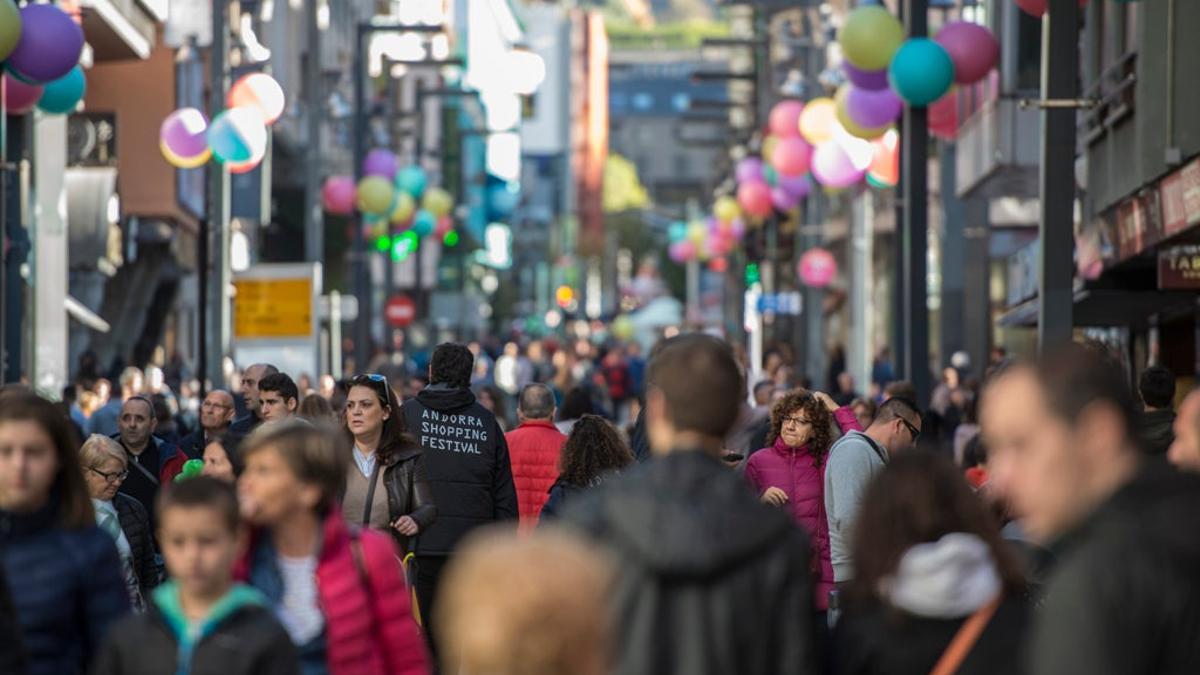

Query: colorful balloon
390 192 416 224
841 84 902 129
412 209 436 237
777 173 812 200
935 21 1000 85
323 176 357 215
842 61 890 91
798 248 837 288
435 215 454 238
771 137 814 177
771 187 801 212
228 72 286 125
768 100 805 138
888 38 955 107
867 130 900 187
928 91 959 140
174 459 205 483
160 108 212 169
811 142 866 189
668 240 697 264
357 176 395 215
687 221 707 247
207 107 269 165
364 148 400 179
735 157 765 184
1014 0 1087 18
714 196 741 224
6 4 83 84
36 65 85 114
709 257 729 274
395 166 427 197
835 87 891 140
668 221 688 243
737 180 773 219
798 98 838 145
0 0 20 63
838 6 905 71
1 73 42 115
764 165 779 187
762 135 781 164
422 187 454 218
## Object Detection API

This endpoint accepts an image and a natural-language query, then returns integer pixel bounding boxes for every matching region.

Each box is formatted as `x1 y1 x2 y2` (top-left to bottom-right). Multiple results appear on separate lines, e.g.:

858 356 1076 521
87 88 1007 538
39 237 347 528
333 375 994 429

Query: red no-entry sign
385 294 416 328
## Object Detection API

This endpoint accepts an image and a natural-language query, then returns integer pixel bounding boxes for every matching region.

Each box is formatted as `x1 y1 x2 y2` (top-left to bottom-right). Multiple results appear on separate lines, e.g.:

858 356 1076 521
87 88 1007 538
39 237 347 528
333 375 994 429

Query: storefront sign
1113 191 1161 261
1158 244 1200 289
1181 159 1200 229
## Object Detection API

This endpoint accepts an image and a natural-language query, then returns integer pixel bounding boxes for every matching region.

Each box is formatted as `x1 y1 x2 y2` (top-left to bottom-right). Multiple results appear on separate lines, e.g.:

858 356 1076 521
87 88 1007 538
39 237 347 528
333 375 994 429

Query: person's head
118 396 157 450
851 397 877 429
752 381 774 407
559 415 634 486
837 372 855 394
558 387 596 421
241 363 279 415
239 420 347 525
1138 366 1176 411
257 373 299 422
79 434 129 502
95 378 112 403
157 477 243 602
942 367 960 389
981 344 1140 543
1169 390 1200 473
199 390 236 433
0 390 92 526
298 394 336 425
518 384 556 423
867 397 922 454
429 343 474 389
202 431 245 482
118 366 143 398
439 529 614 675
319 374 336 399
847 451 1025 610
645 334 743 456
768 390 834 460
883 380 917 403
345 374 415 460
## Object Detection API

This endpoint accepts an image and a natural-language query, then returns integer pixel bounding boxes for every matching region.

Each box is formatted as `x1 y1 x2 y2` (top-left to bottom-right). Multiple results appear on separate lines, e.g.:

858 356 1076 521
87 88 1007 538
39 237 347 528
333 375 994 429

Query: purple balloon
735 157 765 184
777 173 812 200
846 85 903 129
363 148 400 178
842 61 890 91
7 5 84 84
771 187 801 212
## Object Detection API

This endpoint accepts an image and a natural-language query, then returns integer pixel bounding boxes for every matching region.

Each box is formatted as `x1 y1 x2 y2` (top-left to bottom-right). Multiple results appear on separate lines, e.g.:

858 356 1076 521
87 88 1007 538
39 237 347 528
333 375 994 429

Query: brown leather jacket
363 444 437 554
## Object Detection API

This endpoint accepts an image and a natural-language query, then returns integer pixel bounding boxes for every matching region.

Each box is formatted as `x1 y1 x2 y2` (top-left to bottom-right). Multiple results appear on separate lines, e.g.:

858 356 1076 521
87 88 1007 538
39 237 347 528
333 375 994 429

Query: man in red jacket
505 383 566 532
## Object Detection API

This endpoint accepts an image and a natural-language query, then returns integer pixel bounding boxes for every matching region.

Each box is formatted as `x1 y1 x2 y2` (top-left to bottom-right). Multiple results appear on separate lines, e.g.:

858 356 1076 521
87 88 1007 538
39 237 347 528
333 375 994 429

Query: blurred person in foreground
559 334 818 674
1135 365 1176 456
437 528 614 675
1169 389 1200 473
540 415 634 520
982 344 1200 675
506 383 567 532
834 451 1028 675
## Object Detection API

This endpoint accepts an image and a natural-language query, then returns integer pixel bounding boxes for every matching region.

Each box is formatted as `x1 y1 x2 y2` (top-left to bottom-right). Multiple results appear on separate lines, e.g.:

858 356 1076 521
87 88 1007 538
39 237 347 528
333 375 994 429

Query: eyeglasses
782 415 812 427
89 467 129 484
899 416 921 442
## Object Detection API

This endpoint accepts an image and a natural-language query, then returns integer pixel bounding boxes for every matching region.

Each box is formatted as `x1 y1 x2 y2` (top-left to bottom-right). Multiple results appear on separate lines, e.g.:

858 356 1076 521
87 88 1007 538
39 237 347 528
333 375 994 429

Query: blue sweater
0 501 130 675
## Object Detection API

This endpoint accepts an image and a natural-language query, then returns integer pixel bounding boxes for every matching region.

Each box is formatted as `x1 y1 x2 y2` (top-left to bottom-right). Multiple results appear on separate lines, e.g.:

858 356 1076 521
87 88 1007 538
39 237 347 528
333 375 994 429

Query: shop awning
998 288 1199 328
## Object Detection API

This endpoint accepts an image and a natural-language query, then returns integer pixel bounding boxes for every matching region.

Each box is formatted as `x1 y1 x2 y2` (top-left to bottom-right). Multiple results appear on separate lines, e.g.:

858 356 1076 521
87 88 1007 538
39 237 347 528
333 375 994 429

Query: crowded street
3 0 1200 674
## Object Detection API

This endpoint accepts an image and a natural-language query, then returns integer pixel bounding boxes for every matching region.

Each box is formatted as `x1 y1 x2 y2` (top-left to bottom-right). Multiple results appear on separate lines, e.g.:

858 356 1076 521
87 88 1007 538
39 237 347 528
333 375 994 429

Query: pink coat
744 407 862 611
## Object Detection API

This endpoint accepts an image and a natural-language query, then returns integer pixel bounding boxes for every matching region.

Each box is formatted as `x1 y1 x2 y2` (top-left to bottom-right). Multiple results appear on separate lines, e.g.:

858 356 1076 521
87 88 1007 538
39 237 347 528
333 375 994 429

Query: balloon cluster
0 2 87 116
159 73 286 173
666 212 746 272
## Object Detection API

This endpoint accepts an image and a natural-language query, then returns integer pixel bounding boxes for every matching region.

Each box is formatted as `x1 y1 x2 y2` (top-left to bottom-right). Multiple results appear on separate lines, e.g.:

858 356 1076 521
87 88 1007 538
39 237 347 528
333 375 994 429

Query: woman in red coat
236 420 428 675
745 390 862 623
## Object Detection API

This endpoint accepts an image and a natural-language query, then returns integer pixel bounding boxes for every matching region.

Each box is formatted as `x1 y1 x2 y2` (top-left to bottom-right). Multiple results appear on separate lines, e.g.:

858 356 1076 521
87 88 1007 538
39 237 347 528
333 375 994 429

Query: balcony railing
1081 51 1137 146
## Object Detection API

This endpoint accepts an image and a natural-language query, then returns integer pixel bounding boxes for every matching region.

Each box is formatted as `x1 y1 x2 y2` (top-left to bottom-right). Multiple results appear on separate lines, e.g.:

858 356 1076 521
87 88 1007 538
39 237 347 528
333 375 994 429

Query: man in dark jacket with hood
982 344 1200 675
560 334 818 675
400 342 518 664
1135 365 1176 456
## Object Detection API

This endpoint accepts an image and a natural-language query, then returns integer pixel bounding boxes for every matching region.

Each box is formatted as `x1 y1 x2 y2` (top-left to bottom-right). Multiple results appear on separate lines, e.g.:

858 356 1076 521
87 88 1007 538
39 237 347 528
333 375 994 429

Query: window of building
632 92 654 111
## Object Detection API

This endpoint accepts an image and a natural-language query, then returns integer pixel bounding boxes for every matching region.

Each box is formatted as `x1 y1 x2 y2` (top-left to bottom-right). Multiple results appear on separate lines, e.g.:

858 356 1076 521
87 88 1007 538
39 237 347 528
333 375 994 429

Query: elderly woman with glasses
80 434 160 611
342 373 437 555
745 390 862 625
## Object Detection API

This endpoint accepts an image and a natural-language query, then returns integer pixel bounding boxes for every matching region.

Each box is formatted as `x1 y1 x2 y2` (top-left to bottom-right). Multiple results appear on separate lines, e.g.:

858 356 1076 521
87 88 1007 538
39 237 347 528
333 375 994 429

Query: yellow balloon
687 221 707 247
761 136 781 166
422 187 453 218
834 87 890 140
714 196 741 224
798 98 837 145
390 192 416 224
357 176 394 215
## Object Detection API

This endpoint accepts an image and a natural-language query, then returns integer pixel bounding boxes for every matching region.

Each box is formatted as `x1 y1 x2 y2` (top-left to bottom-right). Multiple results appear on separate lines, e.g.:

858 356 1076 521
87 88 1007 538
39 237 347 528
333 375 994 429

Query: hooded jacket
562 451 819 675
92 582 298 675
745 406 861 610
400 383 518 555
1135 408 1175 456
1028 461 1200 675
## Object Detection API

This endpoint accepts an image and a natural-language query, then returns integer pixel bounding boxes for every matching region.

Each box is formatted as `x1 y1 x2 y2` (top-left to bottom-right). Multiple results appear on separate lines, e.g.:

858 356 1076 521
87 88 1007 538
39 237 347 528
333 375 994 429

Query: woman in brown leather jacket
341 373 436 553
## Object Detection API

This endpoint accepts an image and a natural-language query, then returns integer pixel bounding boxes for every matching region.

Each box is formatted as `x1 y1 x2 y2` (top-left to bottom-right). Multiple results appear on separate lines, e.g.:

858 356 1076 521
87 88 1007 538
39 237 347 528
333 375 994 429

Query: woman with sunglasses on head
745 390 862 632
343 374 437 554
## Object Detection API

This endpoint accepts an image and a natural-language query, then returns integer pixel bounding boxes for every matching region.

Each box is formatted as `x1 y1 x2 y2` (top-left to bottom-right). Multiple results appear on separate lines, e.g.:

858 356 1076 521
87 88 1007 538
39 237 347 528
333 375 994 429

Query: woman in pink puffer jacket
745 390 862 617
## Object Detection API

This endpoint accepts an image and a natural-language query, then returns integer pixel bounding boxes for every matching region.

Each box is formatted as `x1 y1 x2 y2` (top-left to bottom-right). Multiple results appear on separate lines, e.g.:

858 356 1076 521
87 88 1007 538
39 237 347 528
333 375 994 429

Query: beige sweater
342 460 391 530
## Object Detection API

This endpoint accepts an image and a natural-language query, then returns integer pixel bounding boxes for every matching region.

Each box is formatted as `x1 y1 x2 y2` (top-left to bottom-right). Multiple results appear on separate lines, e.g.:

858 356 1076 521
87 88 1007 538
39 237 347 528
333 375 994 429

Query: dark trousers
414 554 449 670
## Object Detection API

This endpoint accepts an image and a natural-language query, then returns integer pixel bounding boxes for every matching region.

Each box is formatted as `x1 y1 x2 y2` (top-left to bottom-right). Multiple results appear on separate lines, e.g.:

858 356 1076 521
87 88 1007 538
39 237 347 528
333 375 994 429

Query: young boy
93 477 298 675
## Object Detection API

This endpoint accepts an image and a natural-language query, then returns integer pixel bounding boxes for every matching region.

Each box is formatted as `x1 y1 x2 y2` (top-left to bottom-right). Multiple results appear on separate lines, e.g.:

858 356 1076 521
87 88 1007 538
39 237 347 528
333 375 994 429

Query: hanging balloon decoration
867 130 900 188
842 61 890 92
36 65 85 114
838 6 905 72
888 38 955 107
390 192 416 225
356 176 395 216
834 86 891 140
412 210 437 237
770 137 813 177
811 141 866 190
1013 0 1087 19
0 0 20 64
737 180 774 220
1 72 43 115
228 73 287 125
322 176 357 215
735 157 765 184
423 187 454 218
934 21 1000 85
207 107 269 165
768 100 805 138
928 91 959 140
6 4 84 84
160 108 212 169
776 173 812 202
364 148 401 179
396 166 428 198
840 84 902 131
714 196 742 224
798 248 838 288
798 98 838 145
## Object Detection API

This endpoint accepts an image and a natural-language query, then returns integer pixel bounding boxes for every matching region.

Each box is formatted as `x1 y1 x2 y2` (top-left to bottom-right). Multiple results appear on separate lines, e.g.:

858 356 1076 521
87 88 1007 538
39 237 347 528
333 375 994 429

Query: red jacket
505 420 566 532
235 509 428 675
744 407 862 610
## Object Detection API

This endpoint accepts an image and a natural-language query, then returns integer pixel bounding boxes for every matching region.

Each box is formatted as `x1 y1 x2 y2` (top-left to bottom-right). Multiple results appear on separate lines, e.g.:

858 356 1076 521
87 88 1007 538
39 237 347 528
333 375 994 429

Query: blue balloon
888 38 955 107
37 65 86 114
396 166 427 198
668 221 688 243
412 209 436 237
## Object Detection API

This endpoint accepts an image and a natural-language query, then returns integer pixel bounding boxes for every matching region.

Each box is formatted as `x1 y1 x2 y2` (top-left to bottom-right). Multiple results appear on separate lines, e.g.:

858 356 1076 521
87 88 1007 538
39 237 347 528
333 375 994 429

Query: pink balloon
845 85 903 129
736 157 765 184
737 180 774 219
929 91 958 139
798 248 837 288
730 218 747 240
1013 0 1086 18
322 176 357 215
669 240 697 263
811 143 866 189
771 137 813 177
771 187 801 212
768 100 805 138
935 21 1000 85
2 74 44 115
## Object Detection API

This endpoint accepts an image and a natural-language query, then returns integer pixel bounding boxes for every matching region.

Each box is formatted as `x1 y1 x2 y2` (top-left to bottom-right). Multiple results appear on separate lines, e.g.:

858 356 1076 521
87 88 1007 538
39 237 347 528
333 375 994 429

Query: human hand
814 392 839 412
392 515 420 536
761 487 789 507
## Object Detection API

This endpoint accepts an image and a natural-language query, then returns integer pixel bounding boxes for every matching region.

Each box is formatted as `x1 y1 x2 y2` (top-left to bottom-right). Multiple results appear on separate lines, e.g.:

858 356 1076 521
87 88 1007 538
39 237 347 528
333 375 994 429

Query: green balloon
0 0 20 63
37 65 86 115
839 6 905 72
175 459 205 483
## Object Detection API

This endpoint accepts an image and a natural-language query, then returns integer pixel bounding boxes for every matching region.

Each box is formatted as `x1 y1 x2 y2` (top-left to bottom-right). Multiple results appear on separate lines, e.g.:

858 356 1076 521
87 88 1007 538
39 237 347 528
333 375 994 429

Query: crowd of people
2 334 1200 674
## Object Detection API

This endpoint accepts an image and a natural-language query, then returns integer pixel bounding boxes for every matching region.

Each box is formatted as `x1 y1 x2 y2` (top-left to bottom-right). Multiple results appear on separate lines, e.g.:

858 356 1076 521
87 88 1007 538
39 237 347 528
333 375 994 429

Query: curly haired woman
539 415 634 520
745 389 862 621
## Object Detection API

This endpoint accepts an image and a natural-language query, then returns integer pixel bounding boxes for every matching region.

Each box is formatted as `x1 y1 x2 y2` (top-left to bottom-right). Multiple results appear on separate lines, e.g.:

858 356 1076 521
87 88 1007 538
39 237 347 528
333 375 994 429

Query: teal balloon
888 38 955 107
668 221 687 243
412 209 436 237
764 165 779 187
36 65 85 114
396 166 427 198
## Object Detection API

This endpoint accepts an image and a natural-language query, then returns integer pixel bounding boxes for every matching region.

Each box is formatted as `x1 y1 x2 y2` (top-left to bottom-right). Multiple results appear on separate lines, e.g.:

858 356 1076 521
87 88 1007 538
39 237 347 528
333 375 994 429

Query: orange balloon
867 130 899 187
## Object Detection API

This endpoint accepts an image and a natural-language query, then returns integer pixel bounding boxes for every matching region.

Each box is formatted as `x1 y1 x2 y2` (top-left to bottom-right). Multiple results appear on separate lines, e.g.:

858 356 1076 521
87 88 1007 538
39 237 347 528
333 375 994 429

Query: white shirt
352 445 377 478
276 554 324 645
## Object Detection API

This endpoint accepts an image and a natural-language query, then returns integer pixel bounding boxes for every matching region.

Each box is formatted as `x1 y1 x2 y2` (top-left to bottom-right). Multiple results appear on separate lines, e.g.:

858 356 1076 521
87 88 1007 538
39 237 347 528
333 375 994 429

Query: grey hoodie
824 430 889 583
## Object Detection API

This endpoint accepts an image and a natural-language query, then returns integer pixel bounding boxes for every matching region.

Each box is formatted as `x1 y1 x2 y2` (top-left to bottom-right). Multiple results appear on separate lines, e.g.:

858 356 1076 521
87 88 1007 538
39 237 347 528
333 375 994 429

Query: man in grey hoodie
825 396 922 586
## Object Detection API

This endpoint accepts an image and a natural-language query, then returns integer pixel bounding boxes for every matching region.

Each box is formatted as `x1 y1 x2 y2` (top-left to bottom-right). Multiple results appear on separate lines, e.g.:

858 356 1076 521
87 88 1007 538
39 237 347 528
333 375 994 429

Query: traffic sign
385 294 416 328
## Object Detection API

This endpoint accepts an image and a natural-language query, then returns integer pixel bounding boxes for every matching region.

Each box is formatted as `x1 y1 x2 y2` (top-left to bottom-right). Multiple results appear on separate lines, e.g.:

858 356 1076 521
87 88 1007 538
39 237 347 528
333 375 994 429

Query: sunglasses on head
352 374 392 403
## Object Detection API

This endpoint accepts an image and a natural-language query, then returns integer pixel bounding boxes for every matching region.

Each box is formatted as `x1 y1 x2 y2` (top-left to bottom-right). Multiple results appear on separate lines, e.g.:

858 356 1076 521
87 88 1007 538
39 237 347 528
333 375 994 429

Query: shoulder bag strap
929 595 1003 675
361 457 383 526
127 452 160 487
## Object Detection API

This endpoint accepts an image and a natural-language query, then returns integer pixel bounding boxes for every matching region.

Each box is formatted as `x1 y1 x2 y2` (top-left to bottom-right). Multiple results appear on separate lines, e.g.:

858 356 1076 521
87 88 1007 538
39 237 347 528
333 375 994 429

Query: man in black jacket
1135 365 1176 456
228 363 278 435
177 389 236 458
982 344 1200 675
400 342 518 664
560 334 818 675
